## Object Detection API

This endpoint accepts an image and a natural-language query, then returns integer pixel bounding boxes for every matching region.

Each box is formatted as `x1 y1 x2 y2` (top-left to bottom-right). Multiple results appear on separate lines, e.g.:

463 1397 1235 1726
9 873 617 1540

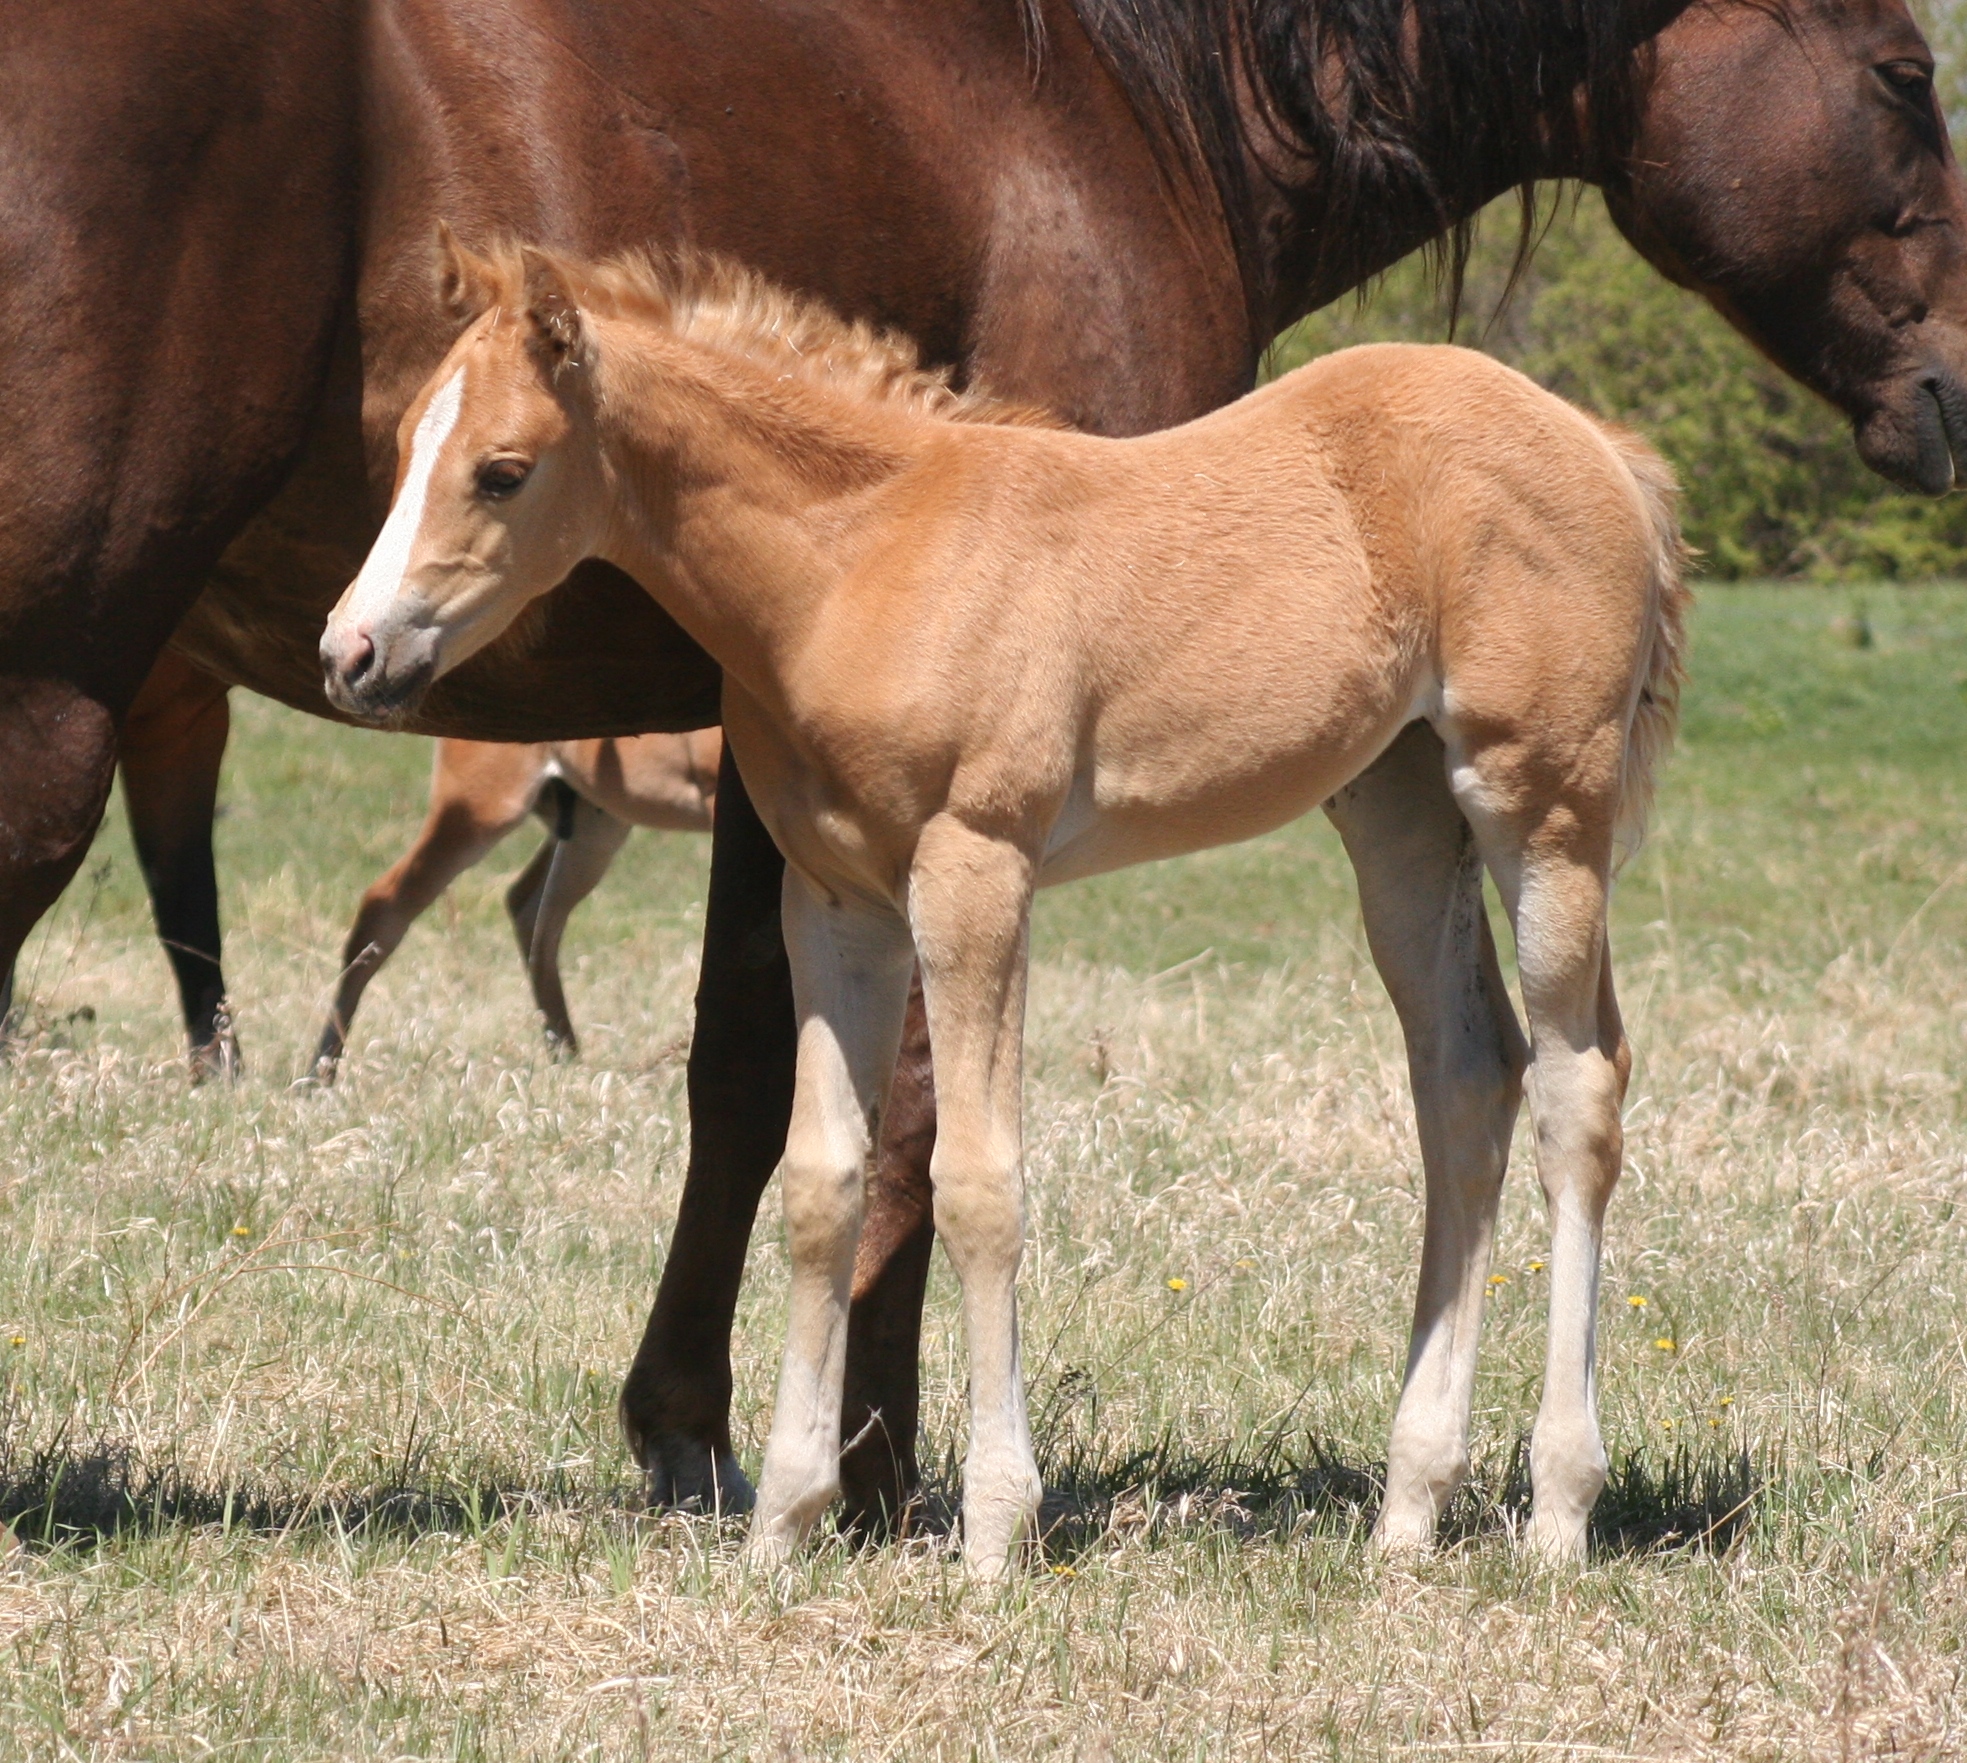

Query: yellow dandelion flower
1661 1418 1675 1432
1654 1337 1676 1352
1717 1395 1733 1408
231 1224 252 1238
1709 1418 1722 1429
1487 1274 1510 1289
6 1335 21 1349
1627 1295 1648 1309
1526 1260 1546 1274
1165 1277 1188 1293
1051 1565 1076 1578
1234 1258 1255 1270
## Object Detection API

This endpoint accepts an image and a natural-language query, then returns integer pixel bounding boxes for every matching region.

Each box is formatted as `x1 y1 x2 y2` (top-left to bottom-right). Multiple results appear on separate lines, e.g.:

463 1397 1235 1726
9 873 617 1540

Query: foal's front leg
907 819 1041 1579
745 873 916 1565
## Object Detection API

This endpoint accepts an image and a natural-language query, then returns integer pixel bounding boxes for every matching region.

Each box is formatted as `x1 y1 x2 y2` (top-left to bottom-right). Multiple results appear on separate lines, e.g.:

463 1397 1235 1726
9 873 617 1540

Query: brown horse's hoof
634 1430 755 1517
837 1420 921 1543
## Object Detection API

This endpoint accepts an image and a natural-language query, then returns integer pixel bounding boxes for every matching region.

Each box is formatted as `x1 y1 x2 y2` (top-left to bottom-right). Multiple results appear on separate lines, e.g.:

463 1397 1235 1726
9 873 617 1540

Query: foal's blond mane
452 239 1062 431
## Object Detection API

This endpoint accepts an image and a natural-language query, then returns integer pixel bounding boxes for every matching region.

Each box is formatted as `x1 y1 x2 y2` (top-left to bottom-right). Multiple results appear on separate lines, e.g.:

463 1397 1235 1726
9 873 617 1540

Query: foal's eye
476 459 532 500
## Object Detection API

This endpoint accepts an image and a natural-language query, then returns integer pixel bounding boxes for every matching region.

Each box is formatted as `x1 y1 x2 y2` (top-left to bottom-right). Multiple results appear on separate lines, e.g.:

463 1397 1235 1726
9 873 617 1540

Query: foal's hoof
1522 1510 1589 1568
637 1433 756 1517
1368 1500 1442 1560
740 1520 800 1573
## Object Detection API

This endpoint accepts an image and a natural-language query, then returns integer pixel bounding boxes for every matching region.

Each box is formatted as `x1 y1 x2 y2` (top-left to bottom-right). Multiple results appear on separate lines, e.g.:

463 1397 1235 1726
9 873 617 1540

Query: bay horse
320 243 1688 1568
312 727 719 1080
4 0 1966 1550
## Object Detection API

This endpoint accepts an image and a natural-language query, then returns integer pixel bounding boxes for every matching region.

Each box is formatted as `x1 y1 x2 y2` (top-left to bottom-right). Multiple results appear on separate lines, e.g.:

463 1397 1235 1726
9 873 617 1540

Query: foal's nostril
341 631 377 684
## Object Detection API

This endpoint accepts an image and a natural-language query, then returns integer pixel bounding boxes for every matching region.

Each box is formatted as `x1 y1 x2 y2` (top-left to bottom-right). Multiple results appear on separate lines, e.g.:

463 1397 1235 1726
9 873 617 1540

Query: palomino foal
322 243 1687 1576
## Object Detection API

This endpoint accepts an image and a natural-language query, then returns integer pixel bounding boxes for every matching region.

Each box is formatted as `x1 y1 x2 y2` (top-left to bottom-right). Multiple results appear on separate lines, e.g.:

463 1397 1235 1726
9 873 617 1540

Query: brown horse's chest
183 0 1253 741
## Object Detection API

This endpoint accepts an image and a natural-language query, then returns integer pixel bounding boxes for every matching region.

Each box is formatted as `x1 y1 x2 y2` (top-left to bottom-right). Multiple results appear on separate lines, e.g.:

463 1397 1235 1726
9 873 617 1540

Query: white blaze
343 366 466 630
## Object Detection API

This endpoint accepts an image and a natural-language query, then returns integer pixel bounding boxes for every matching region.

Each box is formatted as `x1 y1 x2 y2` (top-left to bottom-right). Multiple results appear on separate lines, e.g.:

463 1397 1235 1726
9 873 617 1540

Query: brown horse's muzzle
1857 365 1967 496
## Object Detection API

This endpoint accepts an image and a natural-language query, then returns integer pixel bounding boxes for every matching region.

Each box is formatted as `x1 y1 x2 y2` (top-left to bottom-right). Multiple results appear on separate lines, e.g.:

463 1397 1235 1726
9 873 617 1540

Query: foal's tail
1601 424 1691 870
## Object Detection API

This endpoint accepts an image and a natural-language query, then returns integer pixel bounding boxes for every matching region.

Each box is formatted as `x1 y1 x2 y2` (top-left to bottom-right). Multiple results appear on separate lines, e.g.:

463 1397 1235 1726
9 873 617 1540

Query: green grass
1 583 1964 1759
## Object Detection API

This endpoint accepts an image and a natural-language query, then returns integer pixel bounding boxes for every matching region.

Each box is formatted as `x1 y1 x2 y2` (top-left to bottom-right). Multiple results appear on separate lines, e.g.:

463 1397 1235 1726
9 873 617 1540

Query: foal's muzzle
320 620 440 724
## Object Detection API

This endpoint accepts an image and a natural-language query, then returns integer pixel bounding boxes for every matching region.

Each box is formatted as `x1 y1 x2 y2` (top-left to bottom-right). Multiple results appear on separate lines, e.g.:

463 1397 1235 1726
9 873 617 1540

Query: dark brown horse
2 0 1963 1542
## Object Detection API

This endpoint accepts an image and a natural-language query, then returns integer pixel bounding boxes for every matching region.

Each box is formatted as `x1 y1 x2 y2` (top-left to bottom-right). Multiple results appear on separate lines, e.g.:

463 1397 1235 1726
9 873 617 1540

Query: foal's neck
592 320 929 680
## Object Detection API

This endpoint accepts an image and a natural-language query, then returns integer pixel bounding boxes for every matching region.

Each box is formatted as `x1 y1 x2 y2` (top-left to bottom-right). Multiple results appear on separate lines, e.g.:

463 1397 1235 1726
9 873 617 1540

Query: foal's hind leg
1455 742 1630 1565
1326 724 1527 1554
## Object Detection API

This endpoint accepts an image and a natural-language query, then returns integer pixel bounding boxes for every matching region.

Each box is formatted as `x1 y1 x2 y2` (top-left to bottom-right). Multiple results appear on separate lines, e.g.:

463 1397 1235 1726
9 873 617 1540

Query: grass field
2 583 1965 1760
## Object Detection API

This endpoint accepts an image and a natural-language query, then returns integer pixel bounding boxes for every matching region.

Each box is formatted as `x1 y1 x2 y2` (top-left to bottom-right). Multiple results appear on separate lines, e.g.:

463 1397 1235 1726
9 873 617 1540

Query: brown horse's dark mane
458 241 1064 431
1061 0 1664 310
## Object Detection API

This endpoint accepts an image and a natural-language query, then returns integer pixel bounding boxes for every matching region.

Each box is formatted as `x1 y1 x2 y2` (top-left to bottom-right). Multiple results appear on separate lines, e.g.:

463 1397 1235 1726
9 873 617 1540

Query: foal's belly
1033 616 1432 884
1037 697 1426 887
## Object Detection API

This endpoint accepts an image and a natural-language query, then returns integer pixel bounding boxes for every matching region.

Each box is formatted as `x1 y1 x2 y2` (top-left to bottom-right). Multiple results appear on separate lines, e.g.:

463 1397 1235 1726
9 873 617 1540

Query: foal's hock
322 242 1687 1577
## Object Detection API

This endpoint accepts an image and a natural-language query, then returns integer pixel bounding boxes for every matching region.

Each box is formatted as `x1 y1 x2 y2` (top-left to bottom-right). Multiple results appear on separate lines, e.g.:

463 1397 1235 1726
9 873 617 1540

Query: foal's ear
520 246 586 373
432 221 496 323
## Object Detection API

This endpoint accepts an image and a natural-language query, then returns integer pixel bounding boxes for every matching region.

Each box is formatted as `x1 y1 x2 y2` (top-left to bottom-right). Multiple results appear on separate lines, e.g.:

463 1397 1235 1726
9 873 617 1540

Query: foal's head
322 238 605 722
321 235 1041 722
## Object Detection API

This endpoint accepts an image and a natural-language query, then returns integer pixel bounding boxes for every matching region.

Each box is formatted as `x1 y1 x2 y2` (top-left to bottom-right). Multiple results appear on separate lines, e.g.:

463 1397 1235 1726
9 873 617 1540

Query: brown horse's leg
0 679 121 1048
620 741 939 1520
119 652 237 1079
838 981 937 1535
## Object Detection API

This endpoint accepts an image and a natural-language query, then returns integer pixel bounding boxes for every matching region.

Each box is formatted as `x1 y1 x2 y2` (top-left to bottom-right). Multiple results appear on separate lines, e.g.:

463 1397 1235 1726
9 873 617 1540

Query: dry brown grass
1 584 1964 1759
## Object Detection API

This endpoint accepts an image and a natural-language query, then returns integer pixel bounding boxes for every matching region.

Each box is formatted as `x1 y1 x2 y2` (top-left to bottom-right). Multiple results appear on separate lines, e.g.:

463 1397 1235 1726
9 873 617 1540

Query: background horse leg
118 653 236 1079
505 782 632 1056
1325 724 1528 1554
620 743 940 1519
313 744 540 1081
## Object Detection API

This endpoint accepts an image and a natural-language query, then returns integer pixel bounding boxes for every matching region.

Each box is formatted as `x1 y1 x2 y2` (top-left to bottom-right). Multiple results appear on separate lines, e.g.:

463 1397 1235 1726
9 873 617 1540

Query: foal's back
918 344 1664 878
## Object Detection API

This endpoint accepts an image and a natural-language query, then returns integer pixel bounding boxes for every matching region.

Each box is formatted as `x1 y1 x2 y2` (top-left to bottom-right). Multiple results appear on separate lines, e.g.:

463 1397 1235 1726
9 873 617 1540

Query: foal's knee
1531 1048 1625 1210
930 1158 1023 1278
779 1150 865 1266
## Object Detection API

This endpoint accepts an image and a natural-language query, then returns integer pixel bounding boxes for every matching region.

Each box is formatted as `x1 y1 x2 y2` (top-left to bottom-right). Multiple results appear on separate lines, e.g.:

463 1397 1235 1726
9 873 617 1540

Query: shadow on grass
0 1429 647 1555
1022 1428 1758 1564
0 1422 1754 1566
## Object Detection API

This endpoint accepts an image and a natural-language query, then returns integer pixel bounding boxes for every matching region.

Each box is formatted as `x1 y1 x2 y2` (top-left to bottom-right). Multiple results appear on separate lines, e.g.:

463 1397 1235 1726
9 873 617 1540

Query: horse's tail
1600 423 1691 870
